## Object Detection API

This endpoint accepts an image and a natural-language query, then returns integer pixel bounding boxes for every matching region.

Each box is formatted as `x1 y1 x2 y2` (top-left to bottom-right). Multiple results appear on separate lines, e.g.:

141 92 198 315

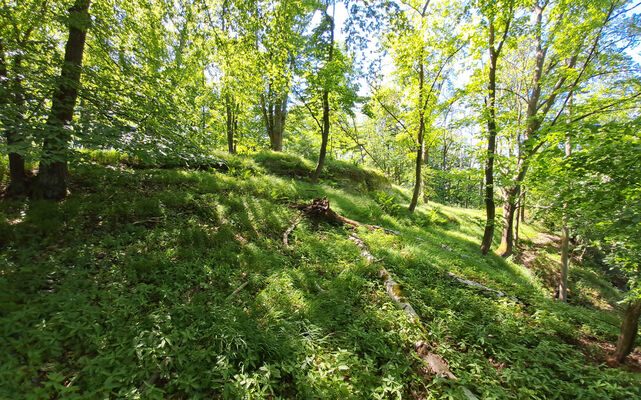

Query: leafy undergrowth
1 153 639 399
518 233 624 311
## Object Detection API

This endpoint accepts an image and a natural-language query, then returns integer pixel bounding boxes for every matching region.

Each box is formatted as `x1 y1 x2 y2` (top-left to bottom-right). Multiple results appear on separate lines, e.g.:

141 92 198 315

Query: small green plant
374 190 402 216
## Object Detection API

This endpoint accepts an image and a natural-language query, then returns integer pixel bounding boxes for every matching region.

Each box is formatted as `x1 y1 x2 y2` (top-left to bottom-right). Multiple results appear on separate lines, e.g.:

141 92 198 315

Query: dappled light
2 0 640 398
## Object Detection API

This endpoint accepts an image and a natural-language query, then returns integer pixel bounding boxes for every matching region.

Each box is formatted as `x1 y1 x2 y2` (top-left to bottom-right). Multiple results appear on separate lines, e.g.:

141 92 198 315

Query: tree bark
260 89 288 152
480 17 504 254
613 299 641 363
226 96 237 154
559 100 572 301
514 199 520 246
497 4 573 257
311 2 334 184
0 39 28 196
272 94 287 151
409 60 425 213
36 0 91 199
497 188 518 257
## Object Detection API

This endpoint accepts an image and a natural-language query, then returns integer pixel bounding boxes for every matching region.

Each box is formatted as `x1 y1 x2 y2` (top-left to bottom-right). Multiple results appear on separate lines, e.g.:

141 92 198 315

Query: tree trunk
311 2 334 184
409 60 425 213
558 220 569 301
226 96 237 154
1 39 28 196
480 19 502 255
497 188 518 257
613 300 641 363
261 90 287 152
312 90 330 183
514 201 520 247
271 94 287 151
36 0 91 199
559 102 572 301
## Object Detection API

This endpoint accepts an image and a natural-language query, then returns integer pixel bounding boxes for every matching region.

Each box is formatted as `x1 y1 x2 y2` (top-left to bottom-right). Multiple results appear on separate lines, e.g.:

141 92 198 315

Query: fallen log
439 245 520 302
349 233 418 318
446 272 516 300
282 198 479 399
352 232 479 400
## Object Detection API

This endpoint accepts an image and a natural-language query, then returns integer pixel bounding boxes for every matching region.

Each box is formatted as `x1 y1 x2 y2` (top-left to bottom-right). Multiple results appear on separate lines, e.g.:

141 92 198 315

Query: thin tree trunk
36 0 91 199
0 39 28 196
311 1 334 184
558 220 569 301
613 299 641 363
226 96 236 154
559 100 572 301
514 200 520 246
480 16 506 254
409 60 425 213
520 190 525 222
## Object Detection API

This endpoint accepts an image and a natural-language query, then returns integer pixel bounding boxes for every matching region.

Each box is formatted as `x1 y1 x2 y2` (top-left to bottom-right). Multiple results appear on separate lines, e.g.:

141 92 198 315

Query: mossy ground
1 152 639 399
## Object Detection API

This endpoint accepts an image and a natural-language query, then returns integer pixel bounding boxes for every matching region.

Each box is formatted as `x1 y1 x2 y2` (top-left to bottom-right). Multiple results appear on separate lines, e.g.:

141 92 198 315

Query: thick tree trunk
409 60 425 213
0 39 28 196
261 91 288 152
311 3 334 184
271 94 287 151
613 300 641 363
37 0 91 199
497 189 518 257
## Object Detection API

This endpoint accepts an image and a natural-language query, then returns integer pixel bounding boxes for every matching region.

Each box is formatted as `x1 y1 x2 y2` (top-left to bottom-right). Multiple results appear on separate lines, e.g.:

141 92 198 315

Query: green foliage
2 159 639 399
2 0 641 397
374 190 401 215
531 118 641 300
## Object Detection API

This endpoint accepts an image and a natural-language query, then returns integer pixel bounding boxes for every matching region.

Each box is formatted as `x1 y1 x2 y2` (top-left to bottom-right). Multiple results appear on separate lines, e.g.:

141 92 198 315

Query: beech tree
382 0 465 212
530 105 641 361
476 0 515 254
0 0 56 196
310 0 336 183
36 0 91 199
493 0 636 257
256 1 313 151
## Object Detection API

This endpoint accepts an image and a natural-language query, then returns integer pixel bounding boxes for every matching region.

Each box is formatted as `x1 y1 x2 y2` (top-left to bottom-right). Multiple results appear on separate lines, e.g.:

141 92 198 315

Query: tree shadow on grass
0 167 427 399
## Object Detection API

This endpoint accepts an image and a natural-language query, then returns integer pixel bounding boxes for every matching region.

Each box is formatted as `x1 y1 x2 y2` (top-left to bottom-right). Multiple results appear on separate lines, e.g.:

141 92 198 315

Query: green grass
1 152 639 399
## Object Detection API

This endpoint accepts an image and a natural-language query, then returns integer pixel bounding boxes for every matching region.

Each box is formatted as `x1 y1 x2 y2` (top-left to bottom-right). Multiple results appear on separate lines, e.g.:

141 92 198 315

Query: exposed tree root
349 233 418 318
351 232 478 400
283 198 399 249
447 272 518 302
283 213 304 250
440 244 520 302
441 244 474 260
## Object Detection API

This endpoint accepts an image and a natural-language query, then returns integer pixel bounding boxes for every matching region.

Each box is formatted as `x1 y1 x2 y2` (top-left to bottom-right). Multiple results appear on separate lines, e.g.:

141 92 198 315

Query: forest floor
1 151 639 399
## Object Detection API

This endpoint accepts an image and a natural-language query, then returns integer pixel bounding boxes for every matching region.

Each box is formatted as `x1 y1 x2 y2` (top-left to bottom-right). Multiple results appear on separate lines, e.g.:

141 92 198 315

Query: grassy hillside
1 152 639 399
